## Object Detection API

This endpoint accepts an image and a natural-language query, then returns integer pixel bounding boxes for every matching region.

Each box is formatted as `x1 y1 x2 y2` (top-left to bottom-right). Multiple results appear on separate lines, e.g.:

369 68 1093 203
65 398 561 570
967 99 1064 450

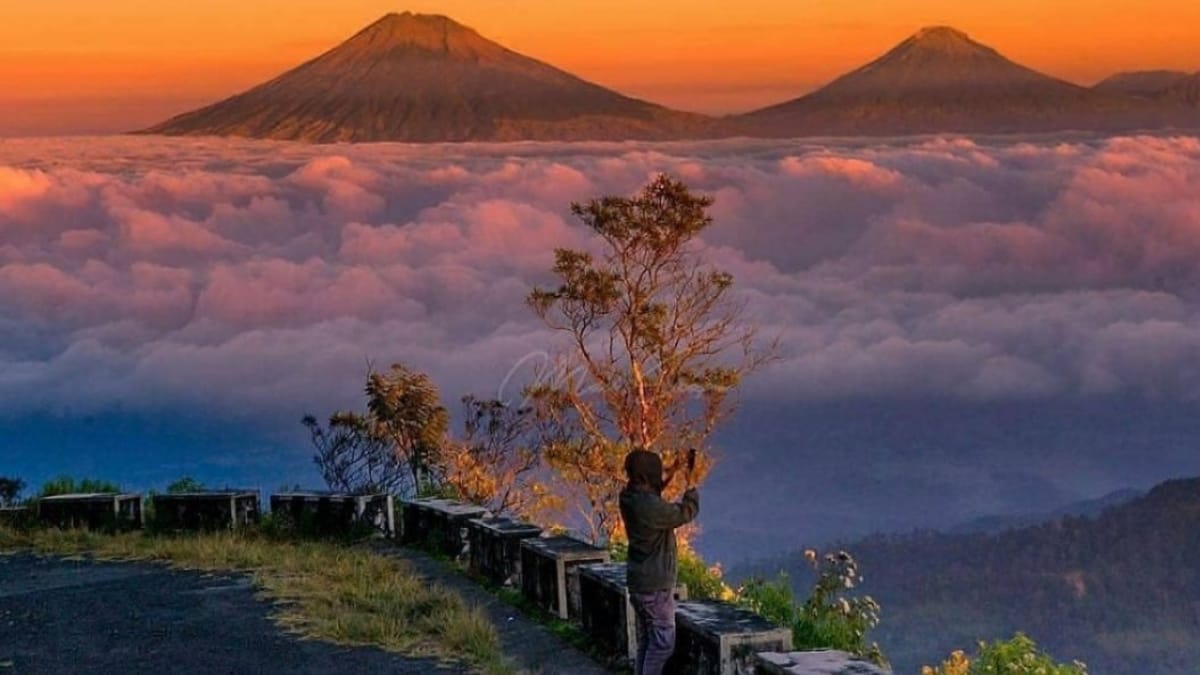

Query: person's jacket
619 486 700 592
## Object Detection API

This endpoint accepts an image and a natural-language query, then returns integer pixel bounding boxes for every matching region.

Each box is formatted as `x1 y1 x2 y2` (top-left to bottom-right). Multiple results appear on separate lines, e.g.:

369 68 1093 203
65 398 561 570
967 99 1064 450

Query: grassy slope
0 526 515 675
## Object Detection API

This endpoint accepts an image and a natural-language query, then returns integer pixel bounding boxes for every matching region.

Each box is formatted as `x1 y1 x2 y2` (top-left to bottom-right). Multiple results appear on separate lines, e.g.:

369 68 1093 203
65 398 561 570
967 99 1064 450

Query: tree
438 395 547 516
0 476 25 507
38 476 121 497
365 363 449 496
166 477 205 494
527 174 770 542
305 411 409 495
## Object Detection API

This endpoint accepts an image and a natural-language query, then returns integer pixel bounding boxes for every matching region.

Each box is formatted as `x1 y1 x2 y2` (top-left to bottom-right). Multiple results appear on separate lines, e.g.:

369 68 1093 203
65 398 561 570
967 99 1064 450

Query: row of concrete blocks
2 491 395 535
3 492 883 674
399 498 887 675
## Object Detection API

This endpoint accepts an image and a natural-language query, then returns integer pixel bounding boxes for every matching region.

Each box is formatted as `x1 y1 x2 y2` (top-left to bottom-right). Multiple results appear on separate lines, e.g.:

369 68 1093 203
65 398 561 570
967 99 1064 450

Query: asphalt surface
0 554 463 675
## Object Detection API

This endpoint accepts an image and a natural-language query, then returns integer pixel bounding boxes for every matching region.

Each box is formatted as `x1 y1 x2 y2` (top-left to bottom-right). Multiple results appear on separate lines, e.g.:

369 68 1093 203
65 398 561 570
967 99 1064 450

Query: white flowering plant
738 549 887 668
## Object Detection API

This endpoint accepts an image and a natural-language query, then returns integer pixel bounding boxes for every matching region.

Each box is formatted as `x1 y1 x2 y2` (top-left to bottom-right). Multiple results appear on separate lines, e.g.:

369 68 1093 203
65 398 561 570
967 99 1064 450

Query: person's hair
624 448 664 492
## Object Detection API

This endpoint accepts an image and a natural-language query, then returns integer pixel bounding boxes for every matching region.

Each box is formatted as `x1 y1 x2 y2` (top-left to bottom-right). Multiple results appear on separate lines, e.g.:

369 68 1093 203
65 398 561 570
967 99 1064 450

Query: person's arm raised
641 489 699 530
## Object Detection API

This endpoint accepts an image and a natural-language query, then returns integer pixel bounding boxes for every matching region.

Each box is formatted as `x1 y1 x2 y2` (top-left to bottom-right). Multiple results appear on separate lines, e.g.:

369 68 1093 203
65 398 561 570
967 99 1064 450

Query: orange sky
2 0 1199 136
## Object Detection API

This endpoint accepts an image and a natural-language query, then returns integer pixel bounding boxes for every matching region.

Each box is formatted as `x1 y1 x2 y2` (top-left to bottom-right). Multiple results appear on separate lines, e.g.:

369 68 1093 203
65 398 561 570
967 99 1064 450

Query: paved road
0 554 463 675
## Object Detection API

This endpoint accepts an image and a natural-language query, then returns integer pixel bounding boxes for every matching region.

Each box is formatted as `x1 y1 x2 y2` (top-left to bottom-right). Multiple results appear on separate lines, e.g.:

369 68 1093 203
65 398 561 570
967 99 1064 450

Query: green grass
0 526 517 675
491 580 632 674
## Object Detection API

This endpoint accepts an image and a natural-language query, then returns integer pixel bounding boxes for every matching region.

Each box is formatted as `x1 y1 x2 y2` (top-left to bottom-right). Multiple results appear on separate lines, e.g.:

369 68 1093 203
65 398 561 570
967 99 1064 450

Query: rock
755 650 890 675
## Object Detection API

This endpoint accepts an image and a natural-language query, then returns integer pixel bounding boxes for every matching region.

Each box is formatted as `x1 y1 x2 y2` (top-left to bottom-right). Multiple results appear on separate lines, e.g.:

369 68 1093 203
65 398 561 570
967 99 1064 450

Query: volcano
141 12 715 143
734 26 1187 136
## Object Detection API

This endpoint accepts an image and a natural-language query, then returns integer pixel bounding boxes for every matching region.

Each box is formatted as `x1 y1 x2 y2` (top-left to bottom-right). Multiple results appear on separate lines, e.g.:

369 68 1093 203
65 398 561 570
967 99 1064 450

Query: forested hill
737 477 1200 675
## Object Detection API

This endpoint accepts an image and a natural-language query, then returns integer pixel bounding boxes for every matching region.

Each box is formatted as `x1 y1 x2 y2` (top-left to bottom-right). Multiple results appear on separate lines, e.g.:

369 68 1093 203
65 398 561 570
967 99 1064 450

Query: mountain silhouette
142 18 1199 143
141 12 714 142
1093 69 1191 97
1159 72 1200 106
733 26 1193 136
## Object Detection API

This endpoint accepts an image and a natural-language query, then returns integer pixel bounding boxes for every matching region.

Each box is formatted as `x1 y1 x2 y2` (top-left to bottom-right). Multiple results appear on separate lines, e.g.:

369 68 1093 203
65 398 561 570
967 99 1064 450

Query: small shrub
738 549 887 668
923 633 1087 674
258 511 298 539
677 541 736 601
924 649 971 675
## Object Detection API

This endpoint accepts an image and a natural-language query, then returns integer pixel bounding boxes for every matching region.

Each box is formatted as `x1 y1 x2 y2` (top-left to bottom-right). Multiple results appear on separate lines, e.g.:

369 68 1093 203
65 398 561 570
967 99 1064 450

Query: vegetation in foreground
0 525 513 675
738 549 887 668
923 634 1088 675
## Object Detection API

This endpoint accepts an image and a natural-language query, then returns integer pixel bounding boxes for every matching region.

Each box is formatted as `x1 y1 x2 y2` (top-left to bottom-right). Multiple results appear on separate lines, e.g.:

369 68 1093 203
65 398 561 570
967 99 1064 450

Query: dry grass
0 526 516 675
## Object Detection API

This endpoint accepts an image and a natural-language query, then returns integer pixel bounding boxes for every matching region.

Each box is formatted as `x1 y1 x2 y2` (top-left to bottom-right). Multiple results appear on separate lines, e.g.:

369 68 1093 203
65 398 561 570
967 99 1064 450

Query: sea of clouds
3 133 1200 554
4 134 1200 417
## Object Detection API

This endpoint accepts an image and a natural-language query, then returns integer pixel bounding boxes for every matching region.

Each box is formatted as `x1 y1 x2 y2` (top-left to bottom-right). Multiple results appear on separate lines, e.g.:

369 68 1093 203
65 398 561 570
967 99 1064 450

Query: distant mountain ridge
947 487 1143 534
141 16 1200 142
1093 70 1192 97
1160 72 1200 106
736 477 1200 675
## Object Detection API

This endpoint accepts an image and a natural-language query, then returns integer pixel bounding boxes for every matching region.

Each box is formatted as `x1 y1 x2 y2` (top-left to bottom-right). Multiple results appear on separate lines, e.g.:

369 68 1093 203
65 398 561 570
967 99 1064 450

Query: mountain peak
736 20 1129 136
139 11 714 142
912 25 971 42
898 25 991 57
367 11 461 32
343 11 495 58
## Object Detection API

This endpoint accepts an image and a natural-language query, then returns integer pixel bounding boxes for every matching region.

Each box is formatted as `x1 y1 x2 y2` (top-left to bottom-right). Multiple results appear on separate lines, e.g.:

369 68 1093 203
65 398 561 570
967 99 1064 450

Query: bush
738 549 887 668
923 633 1088 675
677 541 735 601
38 476 122 497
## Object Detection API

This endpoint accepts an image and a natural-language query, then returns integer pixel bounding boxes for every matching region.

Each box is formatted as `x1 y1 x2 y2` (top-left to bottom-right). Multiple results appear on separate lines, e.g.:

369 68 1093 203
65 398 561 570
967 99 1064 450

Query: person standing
619 448 700 675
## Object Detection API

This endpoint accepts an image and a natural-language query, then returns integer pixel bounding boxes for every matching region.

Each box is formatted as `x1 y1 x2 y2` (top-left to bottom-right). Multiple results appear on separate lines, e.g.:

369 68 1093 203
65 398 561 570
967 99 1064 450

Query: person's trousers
630 588 676 675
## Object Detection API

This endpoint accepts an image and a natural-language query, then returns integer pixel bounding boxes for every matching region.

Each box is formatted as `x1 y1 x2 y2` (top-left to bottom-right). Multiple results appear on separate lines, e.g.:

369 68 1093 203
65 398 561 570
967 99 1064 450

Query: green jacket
619 487 700 592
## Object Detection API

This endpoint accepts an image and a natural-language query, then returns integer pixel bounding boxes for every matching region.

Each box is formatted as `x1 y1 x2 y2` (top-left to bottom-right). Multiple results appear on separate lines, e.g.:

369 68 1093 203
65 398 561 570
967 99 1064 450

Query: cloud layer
3 134 1200 426
6 133 1200 557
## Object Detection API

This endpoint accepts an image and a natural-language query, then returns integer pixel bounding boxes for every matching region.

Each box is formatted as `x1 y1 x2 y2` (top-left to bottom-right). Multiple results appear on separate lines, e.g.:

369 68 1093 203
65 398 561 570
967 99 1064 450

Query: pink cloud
1 133 1200 423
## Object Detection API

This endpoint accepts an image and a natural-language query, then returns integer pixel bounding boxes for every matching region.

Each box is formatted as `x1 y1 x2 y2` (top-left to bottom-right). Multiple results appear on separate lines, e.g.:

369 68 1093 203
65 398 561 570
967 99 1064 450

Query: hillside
140 12 716 142
1159 72 1200 107
734 26 1194 136
947 487 1143 535
1093 70 1191 97
737 477 1200 674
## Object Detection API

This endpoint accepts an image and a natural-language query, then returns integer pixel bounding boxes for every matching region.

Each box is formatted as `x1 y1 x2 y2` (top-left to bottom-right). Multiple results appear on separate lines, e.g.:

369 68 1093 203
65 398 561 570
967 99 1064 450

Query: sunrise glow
3 0 1199 136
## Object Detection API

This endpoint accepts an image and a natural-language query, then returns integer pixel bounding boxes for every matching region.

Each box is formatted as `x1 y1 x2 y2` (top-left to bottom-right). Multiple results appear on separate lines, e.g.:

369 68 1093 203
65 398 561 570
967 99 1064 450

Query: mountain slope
141 12 715 142
947 487 1143 535
735 26 1188 136
1093 70 1191 97
739 477 1200 675
1159 72 1200 106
